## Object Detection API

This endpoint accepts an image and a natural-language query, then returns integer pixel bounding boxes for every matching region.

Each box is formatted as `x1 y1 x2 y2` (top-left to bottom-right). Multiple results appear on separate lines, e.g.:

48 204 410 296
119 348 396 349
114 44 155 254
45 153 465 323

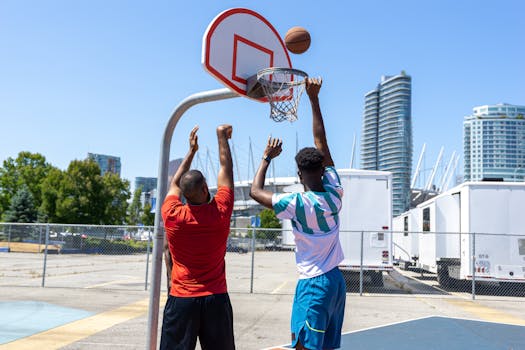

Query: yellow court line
446 299 525 326
0 295 167 350
271 281 289 294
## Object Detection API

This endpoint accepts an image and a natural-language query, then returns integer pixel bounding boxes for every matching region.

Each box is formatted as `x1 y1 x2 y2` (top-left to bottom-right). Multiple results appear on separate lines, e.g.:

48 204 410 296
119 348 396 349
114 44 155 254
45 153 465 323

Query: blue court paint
340 316 525 350
0 301 93 344
272 316 525 350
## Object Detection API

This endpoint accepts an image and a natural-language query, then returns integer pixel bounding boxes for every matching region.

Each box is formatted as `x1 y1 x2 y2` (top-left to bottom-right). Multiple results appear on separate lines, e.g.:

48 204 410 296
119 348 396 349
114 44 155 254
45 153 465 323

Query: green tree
40 167 66 223
102 172 130 225
2 185 38 223
260 208 281 229
0 152 55 218
127 186 143 225
141 202 155 226
247 209 281 239
54 159 108 224
40 160 130 224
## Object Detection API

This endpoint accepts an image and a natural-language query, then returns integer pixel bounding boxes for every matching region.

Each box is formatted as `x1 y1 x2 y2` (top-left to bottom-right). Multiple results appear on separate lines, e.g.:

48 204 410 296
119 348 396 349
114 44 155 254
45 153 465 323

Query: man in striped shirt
250 77 346 350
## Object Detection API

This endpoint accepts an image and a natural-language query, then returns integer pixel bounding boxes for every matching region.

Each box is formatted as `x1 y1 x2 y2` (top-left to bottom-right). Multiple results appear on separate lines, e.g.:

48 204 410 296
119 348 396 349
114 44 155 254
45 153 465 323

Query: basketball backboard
202 8 292 101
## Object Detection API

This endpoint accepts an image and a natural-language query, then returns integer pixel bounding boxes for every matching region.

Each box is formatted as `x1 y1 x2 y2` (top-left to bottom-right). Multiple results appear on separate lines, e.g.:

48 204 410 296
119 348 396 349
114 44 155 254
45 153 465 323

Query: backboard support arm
146 88 239 350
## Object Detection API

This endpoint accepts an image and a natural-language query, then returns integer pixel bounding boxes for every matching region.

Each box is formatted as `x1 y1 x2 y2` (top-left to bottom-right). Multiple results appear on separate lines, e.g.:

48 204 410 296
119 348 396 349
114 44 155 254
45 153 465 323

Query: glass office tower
464 103 525 182
361 72 412 216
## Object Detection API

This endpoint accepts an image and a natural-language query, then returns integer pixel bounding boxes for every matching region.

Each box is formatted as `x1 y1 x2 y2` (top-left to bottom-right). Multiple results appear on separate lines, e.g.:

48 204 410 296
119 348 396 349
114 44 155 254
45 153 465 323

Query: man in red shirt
160 124 235 350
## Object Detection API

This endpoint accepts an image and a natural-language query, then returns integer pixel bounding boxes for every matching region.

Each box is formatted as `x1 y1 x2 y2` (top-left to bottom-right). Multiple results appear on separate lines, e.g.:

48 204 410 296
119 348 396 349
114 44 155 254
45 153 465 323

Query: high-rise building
361 72 412 216
463 103 525 182
87 153 121 177
134 177 157 193
149 159 183 213
135 177 158 208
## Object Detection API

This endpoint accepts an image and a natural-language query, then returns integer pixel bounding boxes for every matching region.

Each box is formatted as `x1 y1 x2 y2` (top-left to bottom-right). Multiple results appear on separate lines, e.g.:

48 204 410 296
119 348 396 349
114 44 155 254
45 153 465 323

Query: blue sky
1 1 524 191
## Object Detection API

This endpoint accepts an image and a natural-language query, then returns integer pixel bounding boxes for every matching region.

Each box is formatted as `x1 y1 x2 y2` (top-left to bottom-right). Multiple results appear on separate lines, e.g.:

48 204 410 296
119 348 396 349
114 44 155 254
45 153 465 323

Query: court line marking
271 281 289 294
0 295 167 350
84 277 143 289
260 315 437 350
261 314 525 350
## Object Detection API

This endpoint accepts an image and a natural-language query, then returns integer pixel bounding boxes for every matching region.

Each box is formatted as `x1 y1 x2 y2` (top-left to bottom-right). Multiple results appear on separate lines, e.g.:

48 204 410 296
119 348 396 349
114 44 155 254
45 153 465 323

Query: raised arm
216 124 233 189
249 137 283 208
167 126 199 198
306 77 334 167
164 126 198 293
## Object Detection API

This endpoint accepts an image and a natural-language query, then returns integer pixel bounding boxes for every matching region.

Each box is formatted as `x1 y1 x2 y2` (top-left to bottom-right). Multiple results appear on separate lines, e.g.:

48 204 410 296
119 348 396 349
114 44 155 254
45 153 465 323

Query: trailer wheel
370 271 384 287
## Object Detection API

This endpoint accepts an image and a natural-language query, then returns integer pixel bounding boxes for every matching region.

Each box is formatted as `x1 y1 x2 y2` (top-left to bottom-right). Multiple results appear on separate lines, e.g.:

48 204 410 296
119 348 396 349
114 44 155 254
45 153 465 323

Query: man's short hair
180 170 205 199
295 147 324 172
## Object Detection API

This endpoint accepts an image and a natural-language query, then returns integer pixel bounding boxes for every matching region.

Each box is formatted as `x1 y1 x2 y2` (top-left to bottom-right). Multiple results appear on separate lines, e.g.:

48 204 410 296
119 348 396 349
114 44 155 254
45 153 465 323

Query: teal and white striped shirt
272 166 344 278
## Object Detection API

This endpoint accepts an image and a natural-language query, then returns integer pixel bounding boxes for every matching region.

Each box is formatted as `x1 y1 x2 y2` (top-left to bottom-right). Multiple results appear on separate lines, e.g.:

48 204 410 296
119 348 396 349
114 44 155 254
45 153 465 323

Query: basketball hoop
256 67 308 122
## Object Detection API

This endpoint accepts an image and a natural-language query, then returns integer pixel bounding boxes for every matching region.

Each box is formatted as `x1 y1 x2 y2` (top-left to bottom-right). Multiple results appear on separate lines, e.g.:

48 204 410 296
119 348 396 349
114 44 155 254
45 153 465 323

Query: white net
257 68 308 122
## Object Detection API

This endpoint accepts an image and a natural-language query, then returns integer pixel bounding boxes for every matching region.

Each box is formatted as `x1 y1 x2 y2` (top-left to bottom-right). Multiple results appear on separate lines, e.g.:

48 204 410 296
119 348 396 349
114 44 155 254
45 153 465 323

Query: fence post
471 231 476 300
8 224 11 249
359 231 364 296
39 225 43 252
42 224 50 288
250 228 256 293
145 231 152 291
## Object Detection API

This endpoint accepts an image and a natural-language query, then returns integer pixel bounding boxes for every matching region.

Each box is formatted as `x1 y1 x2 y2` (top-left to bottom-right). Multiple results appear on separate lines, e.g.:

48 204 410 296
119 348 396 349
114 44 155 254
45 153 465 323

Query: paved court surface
1 251 525 349
264 316 525 350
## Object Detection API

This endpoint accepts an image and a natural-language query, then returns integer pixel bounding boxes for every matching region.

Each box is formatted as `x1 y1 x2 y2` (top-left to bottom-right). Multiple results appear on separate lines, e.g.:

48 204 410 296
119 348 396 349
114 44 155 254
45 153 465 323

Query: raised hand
189 125 199 153
263 137 283 160
305 77 322 100
216 124 233 139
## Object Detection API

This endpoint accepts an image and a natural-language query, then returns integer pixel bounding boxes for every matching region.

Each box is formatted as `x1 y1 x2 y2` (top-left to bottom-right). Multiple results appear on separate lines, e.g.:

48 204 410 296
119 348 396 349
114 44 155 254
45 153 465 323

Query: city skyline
1 1 524 190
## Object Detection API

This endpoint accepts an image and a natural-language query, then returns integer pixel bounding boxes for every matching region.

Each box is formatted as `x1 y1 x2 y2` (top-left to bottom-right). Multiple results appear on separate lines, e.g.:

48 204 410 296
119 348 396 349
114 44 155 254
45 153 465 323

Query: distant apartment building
149 159 183 213
463 103 525 182
134 177 157 193
135 177 158 208
87 153 121 177
361 71 412 216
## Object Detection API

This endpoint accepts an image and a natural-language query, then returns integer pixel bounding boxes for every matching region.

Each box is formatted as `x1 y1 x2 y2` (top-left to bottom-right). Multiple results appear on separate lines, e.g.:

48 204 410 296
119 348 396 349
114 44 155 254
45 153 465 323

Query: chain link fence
1 223 524 298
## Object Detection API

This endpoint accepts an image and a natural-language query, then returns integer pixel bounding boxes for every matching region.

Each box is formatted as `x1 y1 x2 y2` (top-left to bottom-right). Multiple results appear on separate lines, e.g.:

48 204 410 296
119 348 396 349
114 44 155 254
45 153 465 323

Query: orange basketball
284 26 311 54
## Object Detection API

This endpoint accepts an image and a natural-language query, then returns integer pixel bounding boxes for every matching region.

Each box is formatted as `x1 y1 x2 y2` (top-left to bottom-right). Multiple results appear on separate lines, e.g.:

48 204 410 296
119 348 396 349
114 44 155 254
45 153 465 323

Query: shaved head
180 170 207 203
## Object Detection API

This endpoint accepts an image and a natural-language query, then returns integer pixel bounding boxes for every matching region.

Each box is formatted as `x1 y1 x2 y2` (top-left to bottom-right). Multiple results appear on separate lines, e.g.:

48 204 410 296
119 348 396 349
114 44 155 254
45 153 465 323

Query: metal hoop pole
146 88 239 350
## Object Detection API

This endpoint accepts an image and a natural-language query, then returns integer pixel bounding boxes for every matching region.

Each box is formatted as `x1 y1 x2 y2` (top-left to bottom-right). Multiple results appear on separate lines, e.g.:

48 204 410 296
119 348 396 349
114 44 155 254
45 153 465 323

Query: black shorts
160 293 235 350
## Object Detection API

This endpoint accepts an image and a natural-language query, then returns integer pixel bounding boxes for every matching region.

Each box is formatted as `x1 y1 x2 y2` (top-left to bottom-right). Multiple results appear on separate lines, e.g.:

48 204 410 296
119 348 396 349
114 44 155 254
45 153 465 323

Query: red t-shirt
161 186 234 297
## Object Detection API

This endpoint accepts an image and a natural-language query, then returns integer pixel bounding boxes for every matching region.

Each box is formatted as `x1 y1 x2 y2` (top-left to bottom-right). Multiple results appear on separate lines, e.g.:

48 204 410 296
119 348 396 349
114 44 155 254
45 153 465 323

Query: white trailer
337 169 393 286
281 169 393 286
397 181 525 287
392 207 421 269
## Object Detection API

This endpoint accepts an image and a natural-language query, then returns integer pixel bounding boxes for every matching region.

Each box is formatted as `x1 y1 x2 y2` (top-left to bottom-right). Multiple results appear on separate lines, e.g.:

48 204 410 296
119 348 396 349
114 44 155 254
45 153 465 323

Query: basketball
284 26 311 54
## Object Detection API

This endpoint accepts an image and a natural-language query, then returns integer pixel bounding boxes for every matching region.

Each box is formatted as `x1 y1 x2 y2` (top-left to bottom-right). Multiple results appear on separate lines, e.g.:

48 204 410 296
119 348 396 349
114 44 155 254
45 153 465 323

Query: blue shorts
291 267 346 350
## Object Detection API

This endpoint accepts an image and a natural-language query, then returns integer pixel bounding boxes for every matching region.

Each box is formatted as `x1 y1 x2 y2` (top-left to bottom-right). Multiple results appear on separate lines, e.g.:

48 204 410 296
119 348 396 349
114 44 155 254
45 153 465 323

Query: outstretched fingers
189 125 199 152
265 137 283 159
